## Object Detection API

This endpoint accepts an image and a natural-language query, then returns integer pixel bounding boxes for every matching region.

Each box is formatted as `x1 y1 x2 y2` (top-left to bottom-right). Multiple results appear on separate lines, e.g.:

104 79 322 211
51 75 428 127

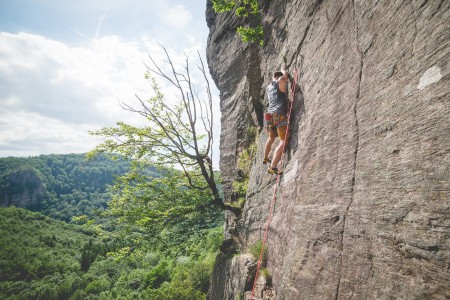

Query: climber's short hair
273 71 283 79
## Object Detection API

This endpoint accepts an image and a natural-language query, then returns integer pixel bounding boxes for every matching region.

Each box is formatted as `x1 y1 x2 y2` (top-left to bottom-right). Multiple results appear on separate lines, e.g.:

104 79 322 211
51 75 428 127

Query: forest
0 154 224 299
0 154 132 222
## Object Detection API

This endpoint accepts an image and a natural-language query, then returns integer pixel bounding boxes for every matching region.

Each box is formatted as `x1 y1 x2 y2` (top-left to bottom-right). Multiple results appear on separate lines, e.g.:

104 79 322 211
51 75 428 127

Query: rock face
0 169 44 208
206 0 450 299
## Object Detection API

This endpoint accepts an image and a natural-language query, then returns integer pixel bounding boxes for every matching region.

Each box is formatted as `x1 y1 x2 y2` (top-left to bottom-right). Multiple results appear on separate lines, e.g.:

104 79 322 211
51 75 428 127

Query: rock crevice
335 2 364 298
206 0 450 299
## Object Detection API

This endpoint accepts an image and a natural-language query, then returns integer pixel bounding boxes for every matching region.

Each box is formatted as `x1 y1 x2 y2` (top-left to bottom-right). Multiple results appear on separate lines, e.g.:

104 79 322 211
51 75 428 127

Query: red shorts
265 113 287 140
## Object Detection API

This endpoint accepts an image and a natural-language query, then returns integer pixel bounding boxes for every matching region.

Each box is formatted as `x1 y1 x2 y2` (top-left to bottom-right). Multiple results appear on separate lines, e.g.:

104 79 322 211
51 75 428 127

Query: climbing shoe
263 158 271 165
268 167 283 175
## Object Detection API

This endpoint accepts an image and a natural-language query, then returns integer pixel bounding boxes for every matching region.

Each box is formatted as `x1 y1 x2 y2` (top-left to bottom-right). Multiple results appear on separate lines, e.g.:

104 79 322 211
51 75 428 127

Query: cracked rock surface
206 0 450 299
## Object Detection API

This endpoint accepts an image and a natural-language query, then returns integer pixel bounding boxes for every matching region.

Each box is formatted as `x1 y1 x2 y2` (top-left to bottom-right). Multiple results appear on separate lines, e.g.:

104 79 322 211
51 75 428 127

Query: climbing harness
250 68 299 300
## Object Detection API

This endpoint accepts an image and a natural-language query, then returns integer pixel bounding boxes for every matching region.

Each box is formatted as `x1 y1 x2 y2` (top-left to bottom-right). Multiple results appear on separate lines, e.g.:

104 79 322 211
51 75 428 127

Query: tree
89 46 240 215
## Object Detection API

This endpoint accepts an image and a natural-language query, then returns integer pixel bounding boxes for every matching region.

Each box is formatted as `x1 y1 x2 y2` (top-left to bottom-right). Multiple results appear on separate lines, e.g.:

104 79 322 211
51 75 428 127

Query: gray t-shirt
267 80 287 115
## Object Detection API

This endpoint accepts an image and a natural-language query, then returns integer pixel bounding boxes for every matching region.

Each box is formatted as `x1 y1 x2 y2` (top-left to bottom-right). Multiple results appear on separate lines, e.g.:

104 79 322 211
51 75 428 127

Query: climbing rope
250 68 299 300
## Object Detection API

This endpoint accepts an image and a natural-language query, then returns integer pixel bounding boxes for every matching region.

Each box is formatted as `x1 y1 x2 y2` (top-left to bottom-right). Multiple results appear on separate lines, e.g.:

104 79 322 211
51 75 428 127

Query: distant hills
0 154 223 299
0 153 133 222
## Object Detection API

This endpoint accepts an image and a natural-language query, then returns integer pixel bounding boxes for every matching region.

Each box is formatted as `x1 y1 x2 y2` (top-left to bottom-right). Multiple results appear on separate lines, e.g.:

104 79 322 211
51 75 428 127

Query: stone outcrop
206 0 450 299
0 169 44 208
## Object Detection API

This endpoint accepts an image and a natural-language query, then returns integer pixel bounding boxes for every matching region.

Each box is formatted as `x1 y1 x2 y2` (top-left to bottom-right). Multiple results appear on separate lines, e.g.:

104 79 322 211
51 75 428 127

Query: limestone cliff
0 169 45 208
206 0 450 299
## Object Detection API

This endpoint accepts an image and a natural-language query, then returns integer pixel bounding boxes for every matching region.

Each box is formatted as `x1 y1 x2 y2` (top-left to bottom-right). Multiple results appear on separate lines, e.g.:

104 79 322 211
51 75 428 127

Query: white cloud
0 108 98 157
0 32 154 156
160 5 193 29
0 32 159 123
0 30 221 167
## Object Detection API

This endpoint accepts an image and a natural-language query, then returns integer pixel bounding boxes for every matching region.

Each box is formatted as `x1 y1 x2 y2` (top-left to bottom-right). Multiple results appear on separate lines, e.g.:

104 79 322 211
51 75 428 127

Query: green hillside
0 207 104 299
0 154 224 299
0 154 132 222
0 207 222 300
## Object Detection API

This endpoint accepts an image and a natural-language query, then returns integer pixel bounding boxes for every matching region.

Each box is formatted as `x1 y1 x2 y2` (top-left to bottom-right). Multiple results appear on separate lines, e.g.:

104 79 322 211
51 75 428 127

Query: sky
0 0 220 164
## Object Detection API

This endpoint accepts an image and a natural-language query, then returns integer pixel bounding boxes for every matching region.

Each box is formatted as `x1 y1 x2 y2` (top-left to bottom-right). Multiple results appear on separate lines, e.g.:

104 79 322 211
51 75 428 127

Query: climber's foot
268 167 283 176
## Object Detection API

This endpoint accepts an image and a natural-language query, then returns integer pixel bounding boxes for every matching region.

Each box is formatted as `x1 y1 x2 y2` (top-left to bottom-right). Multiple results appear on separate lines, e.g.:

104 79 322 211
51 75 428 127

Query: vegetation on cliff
211 0 263 45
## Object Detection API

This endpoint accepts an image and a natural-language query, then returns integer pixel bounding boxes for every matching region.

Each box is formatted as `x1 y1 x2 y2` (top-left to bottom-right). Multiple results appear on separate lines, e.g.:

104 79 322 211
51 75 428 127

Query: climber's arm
278 63 289 93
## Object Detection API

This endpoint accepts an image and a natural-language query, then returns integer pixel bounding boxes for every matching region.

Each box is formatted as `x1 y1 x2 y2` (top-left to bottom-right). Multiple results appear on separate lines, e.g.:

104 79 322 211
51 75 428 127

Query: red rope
250 68 299 299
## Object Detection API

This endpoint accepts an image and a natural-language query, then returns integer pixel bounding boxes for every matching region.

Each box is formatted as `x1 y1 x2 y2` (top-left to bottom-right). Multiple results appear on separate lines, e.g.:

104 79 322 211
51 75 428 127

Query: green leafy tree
103 163 223 250
211 0 263 45
89 46 240 215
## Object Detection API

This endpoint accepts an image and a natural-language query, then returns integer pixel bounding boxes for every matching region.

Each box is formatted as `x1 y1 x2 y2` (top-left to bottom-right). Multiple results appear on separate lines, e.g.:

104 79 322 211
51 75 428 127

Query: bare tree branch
90 44 241 215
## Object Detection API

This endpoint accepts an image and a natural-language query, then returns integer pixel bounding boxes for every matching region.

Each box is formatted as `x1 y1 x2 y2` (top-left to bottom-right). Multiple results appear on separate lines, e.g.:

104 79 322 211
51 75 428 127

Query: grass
260 268 272 285
249 240 267 267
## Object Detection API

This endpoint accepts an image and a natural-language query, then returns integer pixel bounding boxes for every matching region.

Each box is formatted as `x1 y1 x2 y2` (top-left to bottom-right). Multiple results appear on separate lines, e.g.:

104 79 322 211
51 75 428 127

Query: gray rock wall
0 169 44 208
206 0 450 299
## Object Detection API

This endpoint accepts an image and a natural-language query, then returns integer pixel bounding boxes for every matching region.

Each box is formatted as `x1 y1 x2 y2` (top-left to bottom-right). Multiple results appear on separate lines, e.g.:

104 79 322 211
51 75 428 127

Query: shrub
85 277 110 294
260 267 272 285
249 240 267 267
211 0 264 45
145 260 170 289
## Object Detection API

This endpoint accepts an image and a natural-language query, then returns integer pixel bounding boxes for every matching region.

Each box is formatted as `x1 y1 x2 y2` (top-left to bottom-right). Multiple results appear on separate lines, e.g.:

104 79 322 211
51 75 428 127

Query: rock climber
263 63 290 175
